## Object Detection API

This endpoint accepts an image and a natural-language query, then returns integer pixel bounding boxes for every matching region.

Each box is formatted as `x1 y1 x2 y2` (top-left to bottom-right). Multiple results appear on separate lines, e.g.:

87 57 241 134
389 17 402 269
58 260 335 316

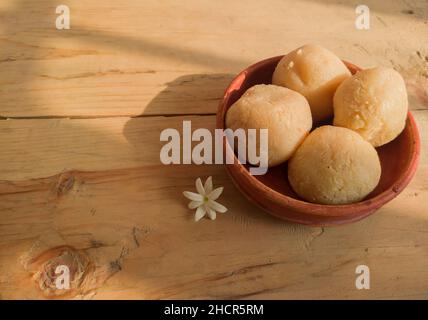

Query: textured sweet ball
288 126 381 205
333 67 408 147
272 44 351 123
226 84 312 167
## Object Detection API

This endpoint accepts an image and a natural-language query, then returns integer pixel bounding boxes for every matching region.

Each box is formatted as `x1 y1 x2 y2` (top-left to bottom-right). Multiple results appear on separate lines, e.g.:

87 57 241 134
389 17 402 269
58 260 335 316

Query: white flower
183 176 227 221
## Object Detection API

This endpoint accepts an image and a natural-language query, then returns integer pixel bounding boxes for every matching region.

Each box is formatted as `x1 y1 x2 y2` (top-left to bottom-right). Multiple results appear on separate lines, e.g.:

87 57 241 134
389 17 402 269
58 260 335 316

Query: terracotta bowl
216 56 421 226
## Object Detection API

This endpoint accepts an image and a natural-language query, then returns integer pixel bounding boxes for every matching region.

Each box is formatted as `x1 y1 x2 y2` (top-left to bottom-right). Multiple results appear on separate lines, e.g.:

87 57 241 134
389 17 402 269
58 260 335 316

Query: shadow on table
121 73 237 211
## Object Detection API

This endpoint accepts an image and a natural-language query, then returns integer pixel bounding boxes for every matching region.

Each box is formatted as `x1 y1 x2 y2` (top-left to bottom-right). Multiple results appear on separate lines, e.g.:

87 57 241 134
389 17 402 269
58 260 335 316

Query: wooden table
1 0 427 299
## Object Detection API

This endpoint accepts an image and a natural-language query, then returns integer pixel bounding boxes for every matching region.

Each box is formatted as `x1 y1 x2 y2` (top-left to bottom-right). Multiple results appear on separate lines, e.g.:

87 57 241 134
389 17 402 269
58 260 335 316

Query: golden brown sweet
226 84 312 167
272 44 351 123
333 67 408 147
288 126 381 205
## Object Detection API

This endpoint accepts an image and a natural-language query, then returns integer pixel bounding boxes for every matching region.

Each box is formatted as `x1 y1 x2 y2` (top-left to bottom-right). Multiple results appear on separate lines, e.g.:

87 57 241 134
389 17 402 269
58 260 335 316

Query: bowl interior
218 56 419 210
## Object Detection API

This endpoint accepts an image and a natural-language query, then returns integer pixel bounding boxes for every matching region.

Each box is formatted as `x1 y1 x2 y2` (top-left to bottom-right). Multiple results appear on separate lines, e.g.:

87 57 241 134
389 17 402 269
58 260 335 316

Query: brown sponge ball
333 67 408 147
288 126 381 205
226 84 312 167
272 44 351 123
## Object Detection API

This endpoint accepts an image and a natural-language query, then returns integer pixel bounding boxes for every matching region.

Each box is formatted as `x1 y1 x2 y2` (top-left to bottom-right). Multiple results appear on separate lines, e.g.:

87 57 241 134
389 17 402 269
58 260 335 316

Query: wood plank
1 111 427 181
0 111 427 299
0 0 427 117
0 115 213 181
1 164 427 299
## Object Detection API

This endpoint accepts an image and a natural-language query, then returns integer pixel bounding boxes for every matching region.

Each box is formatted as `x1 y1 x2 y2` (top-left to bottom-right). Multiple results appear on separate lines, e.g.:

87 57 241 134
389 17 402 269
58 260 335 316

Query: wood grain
0 0 427 299
1 0 427 117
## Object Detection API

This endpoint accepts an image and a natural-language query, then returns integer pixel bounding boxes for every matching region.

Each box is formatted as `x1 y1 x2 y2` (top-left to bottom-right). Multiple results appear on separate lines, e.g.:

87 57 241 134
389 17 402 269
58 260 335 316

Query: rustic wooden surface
0 0 427 299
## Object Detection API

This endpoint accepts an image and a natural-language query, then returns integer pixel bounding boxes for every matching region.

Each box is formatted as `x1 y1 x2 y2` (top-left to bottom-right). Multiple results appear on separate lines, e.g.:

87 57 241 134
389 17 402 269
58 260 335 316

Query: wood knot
54 173 75 197
29 246 93 298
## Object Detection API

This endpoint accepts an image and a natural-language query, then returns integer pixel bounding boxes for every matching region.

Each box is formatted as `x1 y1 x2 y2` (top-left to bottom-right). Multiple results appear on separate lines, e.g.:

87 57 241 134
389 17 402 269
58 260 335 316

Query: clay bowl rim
216 55 421 223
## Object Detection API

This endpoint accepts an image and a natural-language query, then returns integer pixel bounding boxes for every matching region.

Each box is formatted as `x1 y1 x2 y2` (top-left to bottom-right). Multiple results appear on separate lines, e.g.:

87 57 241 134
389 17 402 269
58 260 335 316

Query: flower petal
209 199 227 213
183 191 203 201
194 206 206 221
208 187 223 201
188 201 202 209
195 178 205 195
207 207 217 220
204 176 213 194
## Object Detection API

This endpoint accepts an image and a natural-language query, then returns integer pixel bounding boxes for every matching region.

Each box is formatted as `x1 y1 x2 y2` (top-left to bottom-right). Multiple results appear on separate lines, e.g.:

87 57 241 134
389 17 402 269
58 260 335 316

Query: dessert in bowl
216 52 420 226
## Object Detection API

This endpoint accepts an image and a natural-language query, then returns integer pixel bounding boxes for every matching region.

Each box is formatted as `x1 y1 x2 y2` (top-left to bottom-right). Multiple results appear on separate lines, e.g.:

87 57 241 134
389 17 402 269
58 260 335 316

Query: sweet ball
288 126 381 205
272 44 351 123
333 67 408 147
226 84 312 167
